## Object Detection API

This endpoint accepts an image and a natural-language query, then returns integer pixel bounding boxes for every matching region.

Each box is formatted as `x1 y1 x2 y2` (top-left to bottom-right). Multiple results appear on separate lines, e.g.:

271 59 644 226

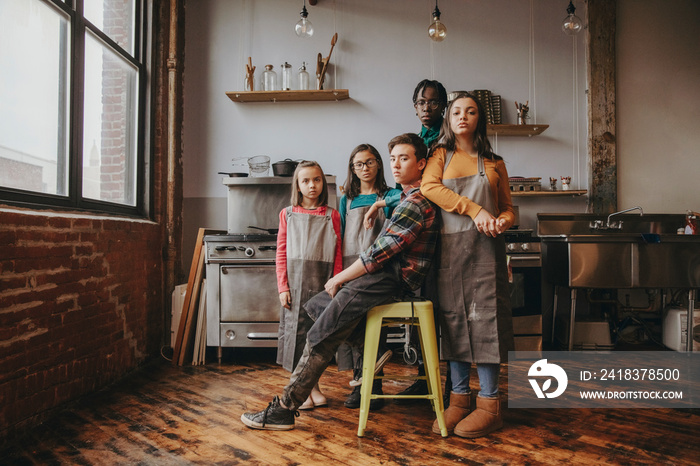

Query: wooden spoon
318 33 338 90
245 56 256 91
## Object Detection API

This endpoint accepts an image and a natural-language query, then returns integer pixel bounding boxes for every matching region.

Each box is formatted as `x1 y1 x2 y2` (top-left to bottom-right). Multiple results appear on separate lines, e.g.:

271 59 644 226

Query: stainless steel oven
202 176 339 362
505 229 545 350
205 233 280 362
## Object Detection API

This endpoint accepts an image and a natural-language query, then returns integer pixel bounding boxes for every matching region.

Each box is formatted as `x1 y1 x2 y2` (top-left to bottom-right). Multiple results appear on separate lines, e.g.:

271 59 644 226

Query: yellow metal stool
357 299 447 437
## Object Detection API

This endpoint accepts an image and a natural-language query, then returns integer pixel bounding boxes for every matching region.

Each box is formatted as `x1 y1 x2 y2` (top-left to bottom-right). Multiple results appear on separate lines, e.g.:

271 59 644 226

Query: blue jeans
449 361 499 398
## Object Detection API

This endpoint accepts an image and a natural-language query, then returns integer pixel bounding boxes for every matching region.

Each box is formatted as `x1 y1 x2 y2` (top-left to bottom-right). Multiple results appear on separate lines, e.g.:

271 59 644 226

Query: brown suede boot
432 392 471 435
453 396 502 438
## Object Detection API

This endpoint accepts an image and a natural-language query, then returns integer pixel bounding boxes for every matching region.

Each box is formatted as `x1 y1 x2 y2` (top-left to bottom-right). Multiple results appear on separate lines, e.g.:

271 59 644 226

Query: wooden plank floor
2 348 698 465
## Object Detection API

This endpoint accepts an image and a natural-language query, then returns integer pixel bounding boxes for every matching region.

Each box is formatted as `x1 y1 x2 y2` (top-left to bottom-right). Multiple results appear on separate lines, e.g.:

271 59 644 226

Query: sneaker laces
261 397 299 427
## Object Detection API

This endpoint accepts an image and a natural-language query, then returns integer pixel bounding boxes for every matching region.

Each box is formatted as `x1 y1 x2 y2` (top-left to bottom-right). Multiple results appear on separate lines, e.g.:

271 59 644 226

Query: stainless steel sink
537 213 700 288
537 213 699 351
538 213 685 237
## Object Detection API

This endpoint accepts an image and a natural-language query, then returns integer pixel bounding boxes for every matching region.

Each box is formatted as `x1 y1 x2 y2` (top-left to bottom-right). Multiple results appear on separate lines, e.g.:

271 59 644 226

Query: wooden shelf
487 124 549 136
226 89 350 103
511 189 587 197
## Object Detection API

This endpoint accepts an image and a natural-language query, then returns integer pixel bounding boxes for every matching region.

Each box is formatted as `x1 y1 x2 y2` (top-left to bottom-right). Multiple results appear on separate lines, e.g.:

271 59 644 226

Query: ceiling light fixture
295 0 314 38
428 0 447 42
562 0 583 35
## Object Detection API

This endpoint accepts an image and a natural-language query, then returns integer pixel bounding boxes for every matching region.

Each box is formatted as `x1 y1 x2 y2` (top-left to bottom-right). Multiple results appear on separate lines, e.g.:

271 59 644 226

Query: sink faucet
606 206 644 230
589 206 644 230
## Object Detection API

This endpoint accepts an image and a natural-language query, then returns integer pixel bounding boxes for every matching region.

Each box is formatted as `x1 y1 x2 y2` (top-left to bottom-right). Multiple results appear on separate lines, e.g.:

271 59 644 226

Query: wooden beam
586 0 617 214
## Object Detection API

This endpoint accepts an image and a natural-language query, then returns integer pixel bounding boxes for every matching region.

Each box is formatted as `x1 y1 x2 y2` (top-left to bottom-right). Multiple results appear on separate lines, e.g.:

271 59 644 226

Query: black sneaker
241 396 299 431
344 385 361 408
370 380 385 410
393 379 429 405
344 380 384 410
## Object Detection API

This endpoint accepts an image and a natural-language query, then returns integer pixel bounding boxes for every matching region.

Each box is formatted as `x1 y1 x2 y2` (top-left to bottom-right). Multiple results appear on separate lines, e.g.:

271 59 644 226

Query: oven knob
225 330 236 341
521 243 530 251
507 243 516 252
244 247 255 257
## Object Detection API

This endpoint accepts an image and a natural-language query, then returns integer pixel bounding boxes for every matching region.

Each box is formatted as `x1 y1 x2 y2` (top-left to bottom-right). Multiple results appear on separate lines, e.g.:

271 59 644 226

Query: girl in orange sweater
421 92 515 438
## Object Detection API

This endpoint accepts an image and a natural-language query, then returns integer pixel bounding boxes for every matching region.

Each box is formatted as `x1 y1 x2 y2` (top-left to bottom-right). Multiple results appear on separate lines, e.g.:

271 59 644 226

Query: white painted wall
182 0 700 271
182 0 589 264
617 0 700 213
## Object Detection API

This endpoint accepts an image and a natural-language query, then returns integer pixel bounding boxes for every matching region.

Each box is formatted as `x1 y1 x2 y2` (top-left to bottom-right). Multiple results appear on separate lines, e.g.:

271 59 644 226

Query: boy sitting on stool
241 133 439 431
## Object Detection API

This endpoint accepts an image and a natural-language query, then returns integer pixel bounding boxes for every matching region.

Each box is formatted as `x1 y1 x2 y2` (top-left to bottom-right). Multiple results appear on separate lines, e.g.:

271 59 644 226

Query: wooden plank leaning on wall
173 228 223 366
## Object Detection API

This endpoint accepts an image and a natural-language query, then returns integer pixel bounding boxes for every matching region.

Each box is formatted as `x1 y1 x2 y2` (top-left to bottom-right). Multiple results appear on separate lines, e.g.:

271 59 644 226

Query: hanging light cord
572 36 580 189
429 0 435 78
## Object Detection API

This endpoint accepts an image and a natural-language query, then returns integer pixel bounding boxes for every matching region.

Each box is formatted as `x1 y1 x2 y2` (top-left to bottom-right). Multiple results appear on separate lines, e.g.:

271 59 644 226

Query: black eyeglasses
414 99 442 110
352 159 377 170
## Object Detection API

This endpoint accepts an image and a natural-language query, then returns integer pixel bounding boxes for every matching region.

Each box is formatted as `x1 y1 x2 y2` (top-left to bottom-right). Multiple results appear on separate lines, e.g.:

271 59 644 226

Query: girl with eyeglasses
336 144 401 410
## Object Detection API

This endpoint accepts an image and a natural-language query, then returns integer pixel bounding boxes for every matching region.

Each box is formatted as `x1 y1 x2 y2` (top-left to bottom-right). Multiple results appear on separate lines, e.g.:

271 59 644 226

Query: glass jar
297 62 310 90
262 64 277 91
281 62 292 91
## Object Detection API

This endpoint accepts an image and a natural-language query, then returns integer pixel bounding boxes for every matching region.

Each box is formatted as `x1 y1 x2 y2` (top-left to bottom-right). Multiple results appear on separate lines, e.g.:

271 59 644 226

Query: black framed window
0 0 151 216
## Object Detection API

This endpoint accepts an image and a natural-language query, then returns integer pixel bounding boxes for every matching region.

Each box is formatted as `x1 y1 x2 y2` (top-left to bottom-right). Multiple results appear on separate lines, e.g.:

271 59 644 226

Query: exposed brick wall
0 0 179 440
0 210 165 436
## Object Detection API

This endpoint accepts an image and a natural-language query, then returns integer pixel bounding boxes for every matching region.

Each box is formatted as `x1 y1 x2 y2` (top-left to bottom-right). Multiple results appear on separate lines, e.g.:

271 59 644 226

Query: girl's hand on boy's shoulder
279 291 291 309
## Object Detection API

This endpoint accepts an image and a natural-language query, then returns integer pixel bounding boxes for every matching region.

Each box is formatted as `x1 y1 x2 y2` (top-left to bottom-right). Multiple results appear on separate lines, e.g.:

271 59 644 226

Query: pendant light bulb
428 1 447 42
562 0 583 36
295 1 314 38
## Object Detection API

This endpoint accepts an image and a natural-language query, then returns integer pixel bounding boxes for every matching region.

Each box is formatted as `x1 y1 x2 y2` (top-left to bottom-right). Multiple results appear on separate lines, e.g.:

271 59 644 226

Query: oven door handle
247 332 279 340
221 262 275 273
508 255 542 267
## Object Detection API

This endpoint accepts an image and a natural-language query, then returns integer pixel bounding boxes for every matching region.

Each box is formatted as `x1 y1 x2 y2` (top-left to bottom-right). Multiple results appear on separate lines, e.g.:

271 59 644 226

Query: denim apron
437 151 514 363
277 206 337 372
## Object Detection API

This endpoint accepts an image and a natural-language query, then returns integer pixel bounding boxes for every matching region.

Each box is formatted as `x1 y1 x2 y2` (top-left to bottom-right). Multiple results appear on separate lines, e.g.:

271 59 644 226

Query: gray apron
341 196 387 268
336 196 388 370
277 206 337 372
437 152 514 364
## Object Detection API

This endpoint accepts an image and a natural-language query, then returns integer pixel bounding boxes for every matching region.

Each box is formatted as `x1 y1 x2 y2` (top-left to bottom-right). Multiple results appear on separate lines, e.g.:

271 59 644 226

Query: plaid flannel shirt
359 186 438 291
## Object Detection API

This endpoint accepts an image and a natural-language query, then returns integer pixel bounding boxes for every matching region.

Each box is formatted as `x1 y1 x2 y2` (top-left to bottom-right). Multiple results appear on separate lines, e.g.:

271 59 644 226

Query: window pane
0 0 70 196
83 31 138 206
84 0 136 55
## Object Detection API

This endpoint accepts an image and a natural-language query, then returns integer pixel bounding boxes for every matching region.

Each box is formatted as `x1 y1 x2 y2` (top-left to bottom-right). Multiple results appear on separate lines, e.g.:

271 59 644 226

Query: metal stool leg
417 308 447 437
357 310 383 437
